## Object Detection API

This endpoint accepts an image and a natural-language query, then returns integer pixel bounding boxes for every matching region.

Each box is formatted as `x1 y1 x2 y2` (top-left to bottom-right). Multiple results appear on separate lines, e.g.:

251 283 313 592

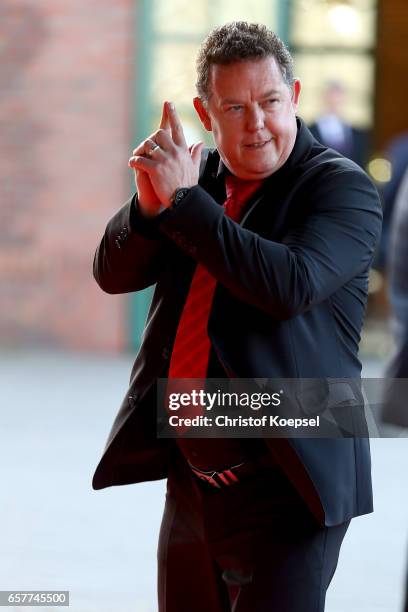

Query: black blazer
92 119 382 527
383 167 408 428
309 121 370 169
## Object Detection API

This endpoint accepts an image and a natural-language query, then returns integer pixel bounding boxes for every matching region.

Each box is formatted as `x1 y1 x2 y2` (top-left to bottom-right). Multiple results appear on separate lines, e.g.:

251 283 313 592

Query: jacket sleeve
158 168 382 319
93 195 166 294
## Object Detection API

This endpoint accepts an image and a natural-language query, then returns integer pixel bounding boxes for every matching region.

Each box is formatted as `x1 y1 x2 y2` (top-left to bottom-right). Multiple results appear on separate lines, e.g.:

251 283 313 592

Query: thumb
190 141 205 166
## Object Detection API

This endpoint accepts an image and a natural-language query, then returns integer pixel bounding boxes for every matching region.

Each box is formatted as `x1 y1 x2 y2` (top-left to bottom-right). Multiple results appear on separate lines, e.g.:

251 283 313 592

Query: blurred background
1 1 407 611
1 0 406 354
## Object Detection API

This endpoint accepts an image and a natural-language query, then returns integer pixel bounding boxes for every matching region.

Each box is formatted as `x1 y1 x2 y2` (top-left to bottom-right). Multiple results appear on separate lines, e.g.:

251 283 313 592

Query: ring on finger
146 141 161 157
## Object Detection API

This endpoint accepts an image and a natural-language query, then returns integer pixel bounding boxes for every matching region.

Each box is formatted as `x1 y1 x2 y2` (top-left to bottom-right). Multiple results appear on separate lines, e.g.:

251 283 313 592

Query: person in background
309 80 370 169
382 165 408 612
375 132 408 270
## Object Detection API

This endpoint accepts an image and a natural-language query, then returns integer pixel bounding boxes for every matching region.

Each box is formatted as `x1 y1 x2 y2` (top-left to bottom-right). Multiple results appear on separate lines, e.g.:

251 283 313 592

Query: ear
291 79 301 112
193 97 212 132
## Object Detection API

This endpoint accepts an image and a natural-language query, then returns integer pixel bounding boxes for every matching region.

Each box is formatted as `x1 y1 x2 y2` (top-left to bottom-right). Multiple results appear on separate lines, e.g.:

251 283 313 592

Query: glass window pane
152 0 209 36
294 52 374 127
208 0 278 30
291 0 377 49
152 0 279 36
151 42 199 107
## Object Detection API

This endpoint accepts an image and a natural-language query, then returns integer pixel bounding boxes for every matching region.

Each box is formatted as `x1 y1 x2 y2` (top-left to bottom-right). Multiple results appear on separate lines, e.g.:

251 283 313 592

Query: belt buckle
194 468 222 489
189 462 243 489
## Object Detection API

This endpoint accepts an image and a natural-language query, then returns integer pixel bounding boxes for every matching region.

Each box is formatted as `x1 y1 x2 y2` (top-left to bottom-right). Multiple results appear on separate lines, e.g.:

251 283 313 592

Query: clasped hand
128 101 204 217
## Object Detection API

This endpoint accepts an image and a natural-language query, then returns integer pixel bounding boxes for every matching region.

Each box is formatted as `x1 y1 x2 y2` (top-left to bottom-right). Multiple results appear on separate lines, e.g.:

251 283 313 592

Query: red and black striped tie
168 176 262 379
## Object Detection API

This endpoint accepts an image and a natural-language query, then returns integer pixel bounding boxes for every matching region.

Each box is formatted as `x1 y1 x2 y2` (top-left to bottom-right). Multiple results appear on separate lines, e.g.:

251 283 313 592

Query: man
375 131 408 270
93 22 382 611
308 80 370 169
382 167 408 612
383 166 408 425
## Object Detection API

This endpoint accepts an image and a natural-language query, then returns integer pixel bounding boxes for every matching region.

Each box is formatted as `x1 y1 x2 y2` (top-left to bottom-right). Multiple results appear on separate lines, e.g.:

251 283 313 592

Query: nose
246 104 265 132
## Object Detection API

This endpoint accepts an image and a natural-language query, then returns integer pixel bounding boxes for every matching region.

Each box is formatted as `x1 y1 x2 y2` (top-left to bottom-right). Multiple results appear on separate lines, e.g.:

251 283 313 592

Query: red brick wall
0 0 134 352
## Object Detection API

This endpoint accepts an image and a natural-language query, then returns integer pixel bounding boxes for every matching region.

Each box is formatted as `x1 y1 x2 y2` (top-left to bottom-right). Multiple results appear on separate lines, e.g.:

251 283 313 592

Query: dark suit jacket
92 119 382 527
376 134 408 269
309 121 370 169
383 167 408 427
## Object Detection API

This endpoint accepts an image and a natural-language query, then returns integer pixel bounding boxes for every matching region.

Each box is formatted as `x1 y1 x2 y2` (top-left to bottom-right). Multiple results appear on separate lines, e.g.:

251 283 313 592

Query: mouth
244 138 273 149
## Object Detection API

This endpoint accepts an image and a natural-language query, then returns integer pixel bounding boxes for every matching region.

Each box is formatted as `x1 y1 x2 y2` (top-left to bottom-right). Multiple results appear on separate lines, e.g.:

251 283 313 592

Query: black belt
188 453 274 489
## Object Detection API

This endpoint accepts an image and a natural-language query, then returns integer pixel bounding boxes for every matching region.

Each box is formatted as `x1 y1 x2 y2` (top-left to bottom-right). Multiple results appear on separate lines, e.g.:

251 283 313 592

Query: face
194 56 301 180
325 85 346 115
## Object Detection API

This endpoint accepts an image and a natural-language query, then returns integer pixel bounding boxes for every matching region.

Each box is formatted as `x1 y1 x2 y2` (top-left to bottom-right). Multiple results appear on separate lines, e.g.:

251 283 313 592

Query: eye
226 105 244 113
264 98 279 107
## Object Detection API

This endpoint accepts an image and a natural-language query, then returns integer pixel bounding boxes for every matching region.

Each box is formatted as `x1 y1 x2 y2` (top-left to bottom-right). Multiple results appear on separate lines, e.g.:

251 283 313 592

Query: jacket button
115 238 121 249
161 347 169 360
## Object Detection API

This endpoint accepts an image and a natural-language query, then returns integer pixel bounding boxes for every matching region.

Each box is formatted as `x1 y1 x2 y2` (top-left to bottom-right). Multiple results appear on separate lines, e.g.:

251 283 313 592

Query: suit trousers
158 450 349 612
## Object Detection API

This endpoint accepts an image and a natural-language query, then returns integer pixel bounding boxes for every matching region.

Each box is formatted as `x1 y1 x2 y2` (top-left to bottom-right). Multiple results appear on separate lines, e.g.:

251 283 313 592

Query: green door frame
128 0 154 350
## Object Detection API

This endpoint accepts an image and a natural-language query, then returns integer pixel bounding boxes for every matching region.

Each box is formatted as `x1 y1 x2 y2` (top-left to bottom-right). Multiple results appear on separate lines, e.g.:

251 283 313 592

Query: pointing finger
159 101 170 131
167 102 187 148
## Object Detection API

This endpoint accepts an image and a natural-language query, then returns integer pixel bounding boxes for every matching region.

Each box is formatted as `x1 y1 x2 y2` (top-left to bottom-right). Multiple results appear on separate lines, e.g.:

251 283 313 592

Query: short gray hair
196 21 294 102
